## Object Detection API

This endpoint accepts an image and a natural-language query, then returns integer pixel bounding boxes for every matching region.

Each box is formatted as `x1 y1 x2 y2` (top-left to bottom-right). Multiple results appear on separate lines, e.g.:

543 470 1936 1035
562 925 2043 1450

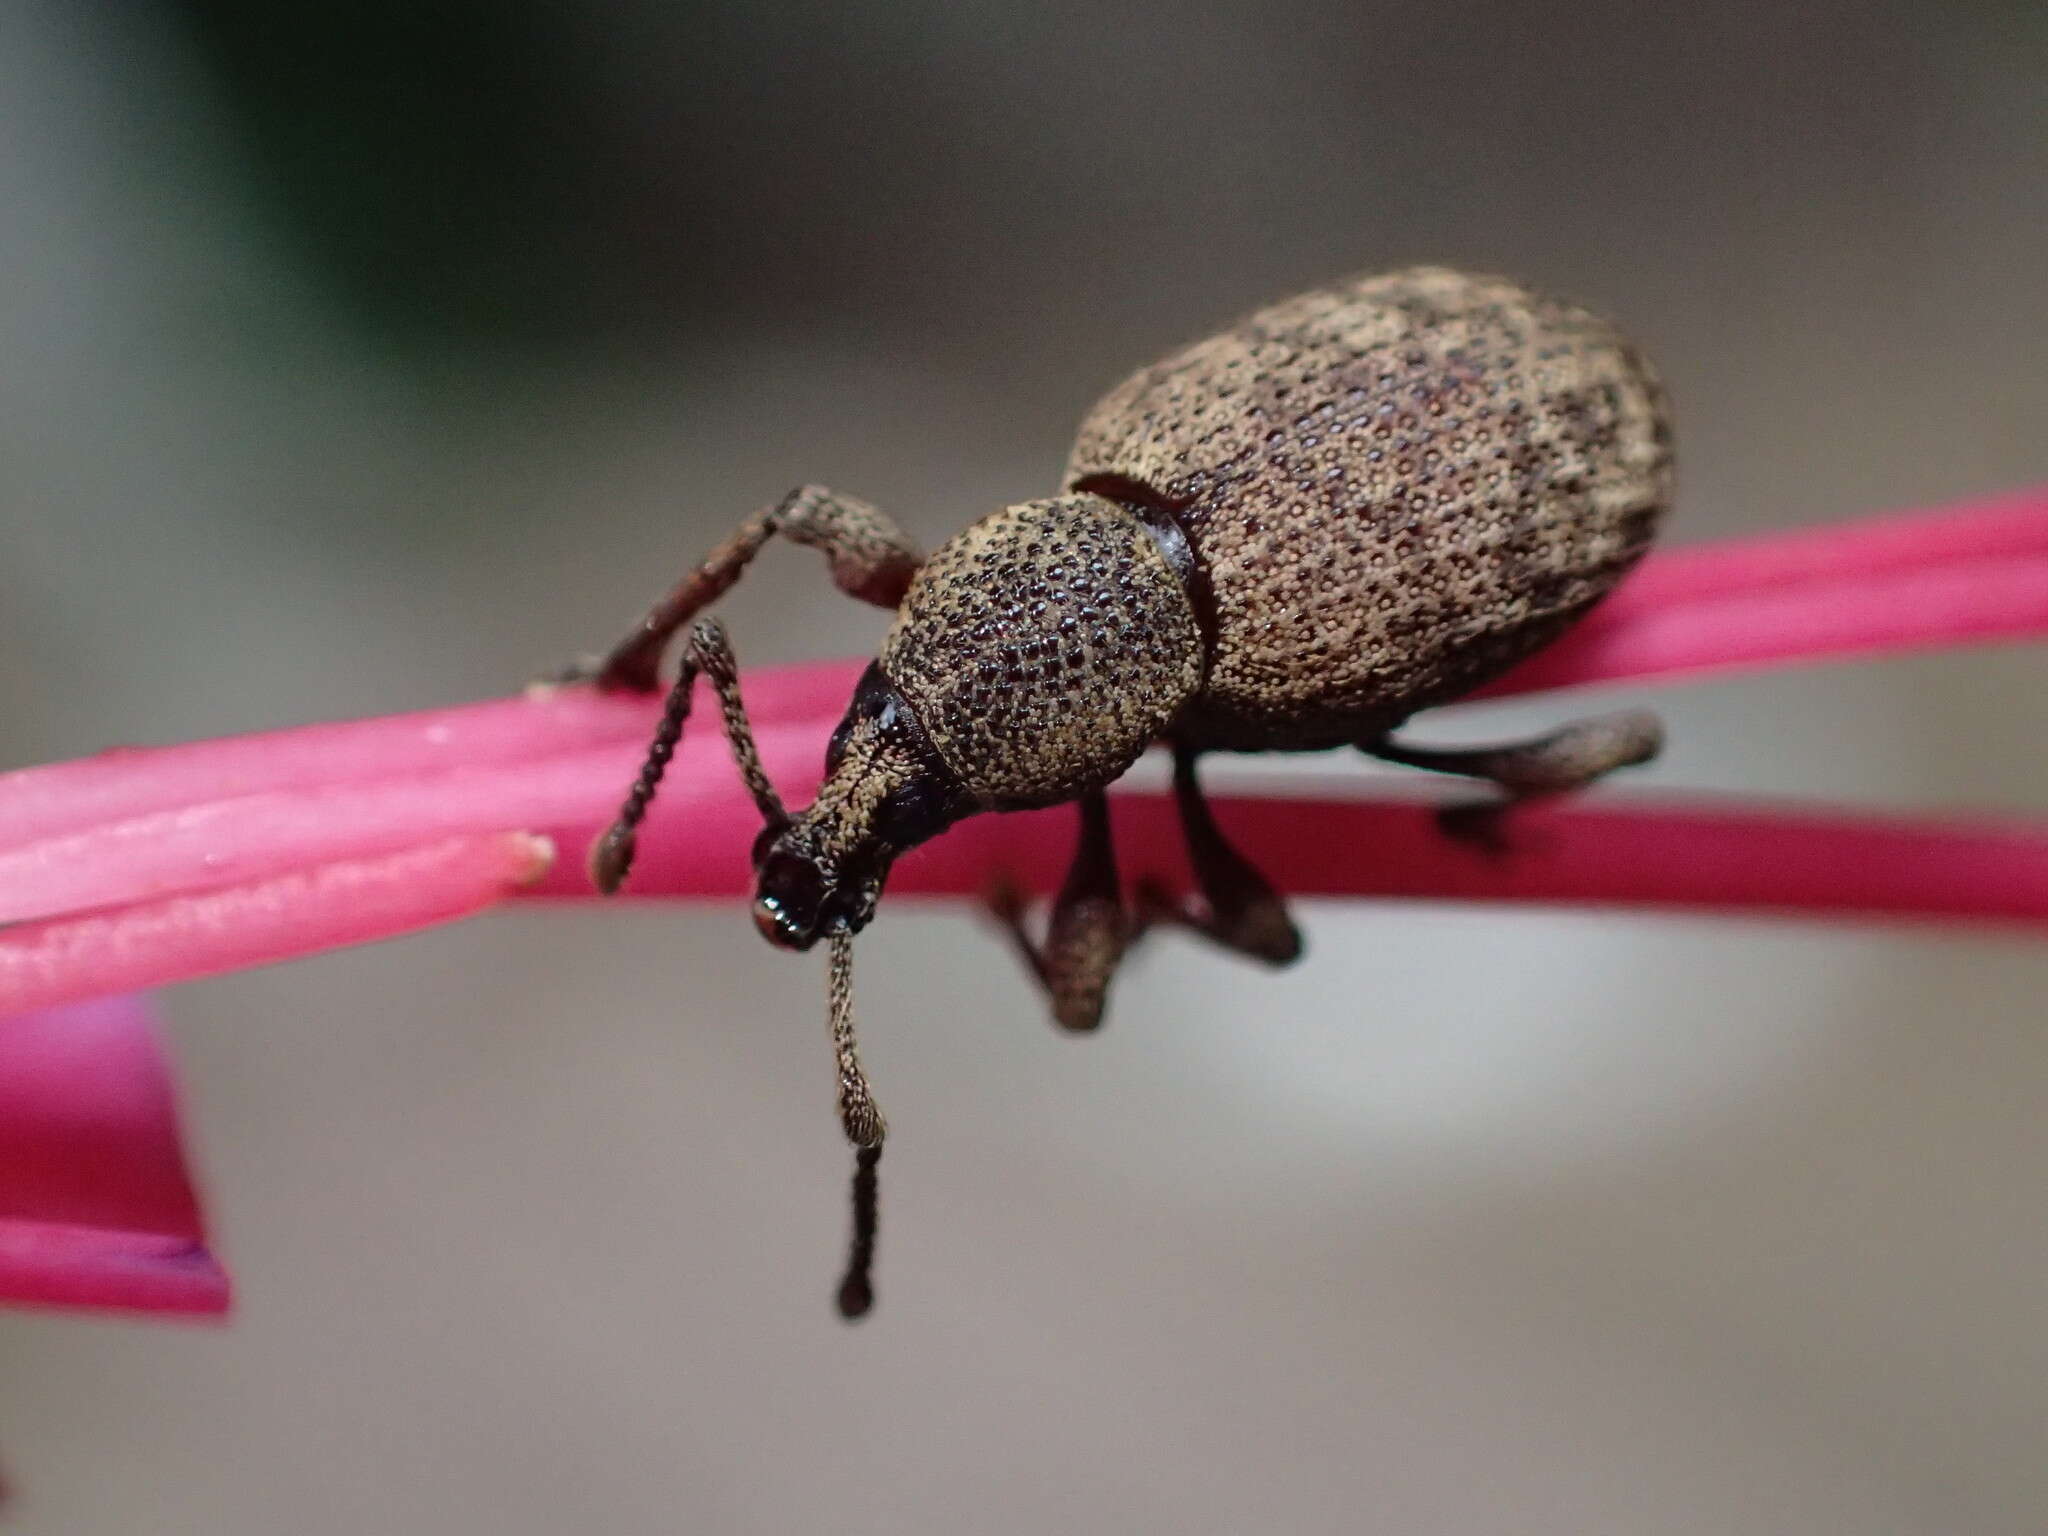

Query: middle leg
1363 708 1663 849
1135 747 1304 966
989 753 1304 1033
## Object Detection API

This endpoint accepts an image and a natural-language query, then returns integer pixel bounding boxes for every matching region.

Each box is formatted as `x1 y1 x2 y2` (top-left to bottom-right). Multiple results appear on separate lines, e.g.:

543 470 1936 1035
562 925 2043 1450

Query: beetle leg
1363 708 1663 850
562 485 925 693
589 617 786 893
1135 748 1304 966
987 791 1132 1032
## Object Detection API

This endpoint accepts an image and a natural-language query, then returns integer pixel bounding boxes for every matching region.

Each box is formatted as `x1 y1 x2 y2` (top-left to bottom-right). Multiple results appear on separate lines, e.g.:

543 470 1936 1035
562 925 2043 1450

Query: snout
752 821 888 949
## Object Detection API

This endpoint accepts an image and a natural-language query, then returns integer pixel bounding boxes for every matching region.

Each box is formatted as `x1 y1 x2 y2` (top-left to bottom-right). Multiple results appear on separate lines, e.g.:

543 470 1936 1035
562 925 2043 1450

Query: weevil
572 266 1673 1317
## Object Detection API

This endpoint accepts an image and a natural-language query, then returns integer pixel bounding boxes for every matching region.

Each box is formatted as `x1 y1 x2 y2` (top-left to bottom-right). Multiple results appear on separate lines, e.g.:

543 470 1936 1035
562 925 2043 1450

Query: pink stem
528 788 2048 937
1595 486 2048 600
2 486 2041 863
1486 550 2048 698
0 486 2039 949
0 725 825 926
0 748 630 925
0 668 847 850
1481 487 2048 697
0 834 554 1017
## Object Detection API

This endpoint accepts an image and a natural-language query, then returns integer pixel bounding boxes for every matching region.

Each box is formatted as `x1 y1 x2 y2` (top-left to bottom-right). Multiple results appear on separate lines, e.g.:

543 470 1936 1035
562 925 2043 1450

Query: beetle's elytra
572 265 1674 1316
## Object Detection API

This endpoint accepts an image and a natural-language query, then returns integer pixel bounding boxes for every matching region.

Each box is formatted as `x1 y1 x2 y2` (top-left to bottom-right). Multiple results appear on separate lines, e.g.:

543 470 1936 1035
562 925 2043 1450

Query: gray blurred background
2 1 2044 1531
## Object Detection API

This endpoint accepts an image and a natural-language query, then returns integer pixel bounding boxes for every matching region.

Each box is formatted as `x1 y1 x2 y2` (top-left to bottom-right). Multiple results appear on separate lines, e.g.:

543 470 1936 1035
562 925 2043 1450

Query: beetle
571 265 1674 1316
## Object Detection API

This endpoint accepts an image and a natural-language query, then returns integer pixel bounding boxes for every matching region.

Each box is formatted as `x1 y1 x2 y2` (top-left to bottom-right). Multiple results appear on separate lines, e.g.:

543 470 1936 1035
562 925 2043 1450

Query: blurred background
2 1 2044 1531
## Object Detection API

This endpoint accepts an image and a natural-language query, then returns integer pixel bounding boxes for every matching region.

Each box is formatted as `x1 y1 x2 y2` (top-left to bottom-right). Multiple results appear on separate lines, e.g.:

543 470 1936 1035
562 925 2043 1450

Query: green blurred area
173 1 609 341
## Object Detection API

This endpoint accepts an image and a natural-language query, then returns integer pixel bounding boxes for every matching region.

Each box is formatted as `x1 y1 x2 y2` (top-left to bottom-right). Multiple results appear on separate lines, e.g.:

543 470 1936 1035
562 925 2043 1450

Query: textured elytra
881 494 1202 805
1064 266 1672 749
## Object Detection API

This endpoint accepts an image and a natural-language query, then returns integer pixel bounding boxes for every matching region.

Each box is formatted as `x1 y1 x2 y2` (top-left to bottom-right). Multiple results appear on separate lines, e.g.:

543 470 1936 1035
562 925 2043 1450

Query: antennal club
828 929 886 1318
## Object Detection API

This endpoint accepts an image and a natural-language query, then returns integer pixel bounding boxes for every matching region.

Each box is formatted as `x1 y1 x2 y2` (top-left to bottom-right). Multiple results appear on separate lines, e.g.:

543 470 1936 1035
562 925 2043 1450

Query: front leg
988 791 1132 1033
588 617 787 894
575 484 924 693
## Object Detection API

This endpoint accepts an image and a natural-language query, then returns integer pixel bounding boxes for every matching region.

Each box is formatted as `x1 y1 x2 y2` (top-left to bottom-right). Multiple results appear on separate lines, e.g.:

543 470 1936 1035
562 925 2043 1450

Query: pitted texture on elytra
1066 266 1672 749
881 495 1201 805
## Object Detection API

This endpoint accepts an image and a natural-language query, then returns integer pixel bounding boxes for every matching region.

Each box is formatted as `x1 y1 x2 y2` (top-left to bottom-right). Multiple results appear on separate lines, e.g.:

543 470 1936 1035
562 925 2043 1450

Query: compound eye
753 849 826 949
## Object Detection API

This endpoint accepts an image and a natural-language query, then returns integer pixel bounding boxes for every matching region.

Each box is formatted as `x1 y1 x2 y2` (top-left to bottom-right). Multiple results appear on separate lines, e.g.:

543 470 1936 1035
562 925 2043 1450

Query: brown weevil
574 266 1673 1317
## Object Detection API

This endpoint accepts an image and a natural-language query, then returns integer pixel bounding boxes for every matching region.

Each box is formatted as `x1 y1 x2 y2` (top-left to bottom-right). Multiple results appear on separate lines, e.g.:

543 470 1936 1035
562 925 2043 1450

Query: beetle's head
750 661 971 951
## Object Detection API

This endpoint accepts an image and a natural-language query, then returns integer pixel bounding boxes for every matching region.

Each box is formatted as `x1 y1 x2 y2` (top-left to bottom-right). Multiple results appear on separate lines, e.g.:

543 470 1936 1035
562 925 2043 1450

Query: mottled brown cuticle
1065 266 1672 749
603 264 1672 938
881 493 1203 806
587 262 1678 1317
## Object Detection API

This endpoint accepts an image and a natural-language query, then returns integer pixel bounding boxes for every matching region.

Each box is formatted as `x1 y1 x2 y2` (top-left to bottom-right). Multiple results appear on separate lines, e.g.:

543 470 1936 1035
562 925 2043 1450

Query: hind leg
1364 709 1663 850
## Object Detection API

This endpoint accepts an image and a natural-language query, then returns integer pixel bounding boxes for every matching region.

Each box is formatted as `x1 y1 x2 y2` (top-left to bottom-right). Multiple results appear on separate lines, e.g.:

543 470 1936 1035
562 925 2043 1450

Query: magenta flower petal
0 833 554 1017
0 994 228 1317
0 1224 227 1317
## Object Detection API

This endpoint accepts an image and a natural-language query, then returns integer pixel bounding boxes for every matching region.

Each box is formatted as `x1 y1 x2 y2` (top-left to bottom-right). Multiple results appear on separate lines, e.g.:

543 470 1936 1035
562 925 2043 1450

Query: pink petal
0 1222 228 1317
0 994 229 1317
0 834 554 1017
